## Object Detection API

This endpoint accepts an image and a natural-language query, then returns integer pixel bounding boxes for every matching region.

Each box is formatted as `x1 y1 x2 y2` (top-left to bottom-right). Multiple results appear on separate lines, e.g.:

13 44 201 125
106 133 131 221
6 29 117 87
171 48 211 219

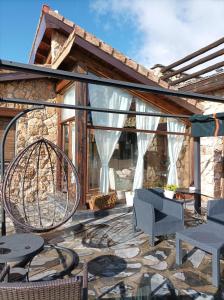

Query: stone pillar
200 98 224 198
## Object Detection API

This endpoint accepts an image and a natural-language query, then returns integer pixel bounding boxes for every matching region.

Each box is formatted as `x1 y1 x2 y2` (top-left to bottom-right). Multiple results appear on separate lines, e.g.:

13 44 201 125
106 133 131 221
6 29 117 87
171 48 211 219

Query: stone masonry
200 90 224 198
0 78 57 153
0 78 58 205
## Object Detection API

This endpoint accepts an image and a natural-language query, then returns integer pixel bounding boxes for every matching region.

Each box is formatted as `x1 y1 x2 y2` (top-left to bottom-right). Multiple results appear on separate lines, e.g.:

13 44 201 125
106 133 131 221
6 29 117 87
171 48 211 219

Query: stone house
0 5 223 208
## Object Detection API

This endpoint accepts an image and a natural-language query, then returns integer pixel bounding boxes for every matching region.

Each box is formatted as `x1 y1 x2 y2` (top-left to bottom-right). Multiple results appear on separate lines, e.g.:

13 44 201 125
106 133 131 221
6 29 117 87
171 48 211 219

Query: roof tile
137 64 149 77
100 42 113 55
85 32 100 47
48 10 64 21
126 58 138 70
74 25 85 38
63 18 74 28
112 49 126 63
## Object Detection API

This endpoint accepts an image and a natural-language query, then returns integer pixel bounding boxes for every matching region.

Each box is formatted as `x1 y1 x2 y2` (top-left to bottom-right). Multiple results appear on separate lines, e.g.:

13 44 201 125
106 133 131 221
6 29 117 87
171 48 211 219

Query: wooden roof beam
35 53 47 64
162 37 224 72
170 61 224 85
0 72 47 82
162 48 224 80
180 72 224 93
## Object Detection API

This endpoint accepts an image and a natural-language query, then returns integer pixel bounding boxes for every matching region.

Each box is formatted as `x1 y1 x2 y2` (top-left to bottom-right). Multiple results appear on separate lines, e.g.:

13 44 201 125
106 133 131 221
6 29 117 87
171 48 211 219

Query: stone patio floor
14 208 224 299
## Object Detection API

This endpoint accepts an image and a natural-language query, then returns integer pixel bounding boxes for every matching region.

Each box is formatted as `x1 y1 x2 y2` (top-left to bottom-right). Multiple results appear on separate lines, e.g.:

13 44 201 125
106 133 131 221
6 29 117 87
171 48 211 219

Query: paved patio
16 205 224 300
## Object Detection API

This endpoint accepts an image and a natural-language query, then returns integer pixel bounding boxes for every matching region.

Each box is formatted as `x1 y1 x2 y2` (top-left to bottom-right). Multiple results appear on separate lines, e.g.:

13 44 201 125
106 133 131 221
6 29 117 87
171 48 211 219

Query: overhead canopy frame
0 58 223 217
190 113 224 137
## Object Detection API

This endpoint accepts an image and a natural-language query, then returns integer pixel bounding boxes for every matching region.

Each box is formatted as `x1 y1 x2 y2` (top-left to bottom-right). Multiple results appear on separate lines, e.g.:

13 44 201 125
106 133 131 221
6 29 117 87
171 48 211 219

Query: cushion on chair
155 210 184 234
207 213 224 226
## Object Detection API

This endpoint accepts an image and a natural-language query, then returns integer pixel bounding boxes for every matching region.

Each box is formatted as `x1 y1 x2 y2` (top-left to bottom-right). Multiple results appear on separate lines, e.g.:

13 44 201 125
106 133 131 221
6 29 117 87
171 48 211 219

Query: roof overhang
29 5 202 115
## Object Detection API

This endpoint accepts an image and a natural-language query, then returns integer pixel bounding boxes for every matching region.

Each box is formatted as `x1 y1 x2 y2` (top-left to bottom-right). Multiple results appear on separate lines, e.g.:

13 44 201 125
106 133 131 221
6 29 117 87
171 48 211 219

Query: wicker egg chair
2 138 80 233
1 138 81 281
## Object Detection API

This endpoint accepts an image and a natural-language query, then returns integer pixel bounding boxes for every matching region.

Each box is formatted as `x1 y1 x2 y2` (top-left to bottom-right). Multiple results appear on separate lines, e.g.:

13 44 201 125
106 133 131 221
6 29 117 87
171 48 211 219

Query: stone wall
144 135 167 188
0 78 59 208
0 78 57 153
199 90 224 198
144 131 191 189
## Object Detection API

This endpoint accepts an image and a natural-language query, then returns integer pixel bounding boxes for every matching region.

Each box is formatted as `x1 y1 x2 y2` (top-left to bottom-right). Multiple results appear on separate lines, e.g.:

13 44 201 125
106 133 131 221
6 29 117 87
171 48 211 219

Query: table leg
194 193 201 215
212 250 220 287
176 236 182 265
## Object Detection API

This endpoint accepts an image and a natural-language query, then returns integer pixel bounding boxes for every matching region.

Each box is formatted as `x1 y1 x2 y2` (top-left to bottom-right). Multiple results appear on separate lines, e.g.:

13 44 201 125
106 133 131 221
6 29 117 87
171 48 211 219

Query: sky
0 0 223 69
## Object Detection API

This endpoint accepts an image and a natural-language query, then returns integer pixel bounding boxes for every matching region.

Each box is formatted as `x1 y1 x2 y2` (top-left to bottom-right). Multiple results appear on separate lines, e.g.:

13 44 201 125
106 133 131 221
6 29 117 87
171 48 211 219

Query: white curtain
133 100 160 190
88 84 132 194
167 118 186 185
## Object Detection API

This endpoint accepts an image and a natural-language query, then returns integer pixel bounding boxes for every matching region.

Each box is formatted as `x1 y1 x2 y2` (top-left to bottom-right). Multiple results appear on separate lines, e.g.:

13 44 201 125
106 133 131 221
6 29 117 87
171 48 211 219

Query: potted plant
164 184 178 199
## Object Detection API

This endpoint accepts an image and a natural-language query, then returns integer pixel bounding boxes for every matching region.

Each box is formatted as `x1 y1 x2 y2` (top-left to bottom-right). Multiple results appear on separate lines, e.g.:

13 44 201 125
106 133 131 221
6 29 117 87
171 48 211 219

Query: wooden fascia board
29 16 47 64
45 14 73 34
74 36 159 87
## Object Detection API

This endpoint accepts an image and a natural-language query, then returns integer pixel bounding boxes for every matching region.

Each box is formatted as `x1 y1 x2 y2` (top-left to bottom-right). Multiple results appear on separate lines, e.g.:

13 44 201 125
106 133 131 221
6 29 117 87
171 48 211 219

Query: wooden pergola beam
170 61 224 86
162 37 224 72
180 72 224 93
162 48 224 80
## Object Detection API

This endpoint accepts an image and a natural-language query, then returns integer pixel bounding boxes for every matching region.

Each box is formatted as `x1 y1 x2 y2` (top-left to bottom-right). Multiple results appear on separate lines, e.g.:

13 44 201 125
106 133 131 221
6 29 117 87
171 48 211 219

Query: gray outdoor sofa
133 188 184 246
207 199 224 225
176 199 224 287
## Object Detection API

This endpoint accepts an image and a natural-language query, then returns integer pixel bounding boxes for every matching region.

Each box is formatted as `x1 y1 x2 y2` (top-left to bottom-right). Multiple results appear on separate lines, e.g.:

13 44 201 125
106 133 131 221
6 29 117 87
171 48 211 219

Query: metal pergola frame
0 59 224 104
0 59 224 235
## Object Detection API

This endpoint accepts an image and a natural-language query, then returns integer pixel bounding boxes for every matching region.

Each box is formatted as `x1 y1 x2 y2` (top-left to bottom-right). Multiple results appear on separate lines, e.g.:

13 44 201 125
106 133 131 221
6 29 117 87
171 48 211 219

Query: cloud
90 0 224 68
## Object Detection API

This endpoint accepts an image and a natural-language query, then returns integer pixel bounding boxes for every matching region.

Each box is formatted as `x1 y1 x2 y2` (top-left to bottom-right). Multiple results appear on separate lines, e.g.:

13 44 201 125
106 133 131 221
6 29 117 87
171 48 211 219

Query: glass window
87 127 191 193
87 130 137 192
62 120 76 186
61 85 76 121
88 129 101 190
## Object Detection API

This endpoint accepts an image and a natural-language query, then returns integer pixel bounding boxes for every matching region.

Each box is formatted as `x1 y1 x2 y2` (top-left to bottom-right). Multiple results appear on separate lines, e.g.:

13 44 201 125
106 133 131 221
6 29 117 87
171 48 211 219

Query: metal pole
0 106 44 236
0 59 224 103
193 137 201 214
0 97 190 119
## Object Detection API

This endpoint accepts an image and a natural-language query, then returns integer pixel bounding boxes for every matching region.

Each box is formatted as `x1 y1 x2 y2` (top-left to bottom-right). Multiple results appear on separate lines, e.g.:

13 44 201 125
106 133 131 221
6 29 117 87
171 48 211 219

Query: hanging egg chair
2 138 80 232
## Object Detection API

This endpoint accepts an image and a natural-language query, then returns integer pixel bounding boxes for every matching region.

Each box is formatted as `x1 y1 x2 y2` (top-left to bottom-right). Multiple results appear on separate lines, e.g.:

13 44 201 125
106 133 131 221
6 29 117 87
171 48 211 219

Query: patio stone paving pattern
9 209 224 299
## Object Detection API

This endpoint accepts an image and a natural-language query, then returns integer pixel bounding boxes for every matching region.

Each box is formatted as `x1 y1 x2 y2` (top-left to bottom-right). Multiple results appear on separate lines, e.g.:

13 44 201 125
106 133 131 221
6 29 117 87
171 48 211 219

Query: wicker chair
133 188 184 246
0 263 88 300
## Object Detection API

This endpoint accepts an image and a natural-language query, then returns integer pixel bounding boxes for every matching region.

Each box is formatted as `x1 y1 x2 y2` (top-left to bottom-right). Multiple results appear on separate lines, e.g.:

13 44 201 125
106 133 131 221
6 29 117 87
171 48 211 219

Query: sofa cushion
155 210 183 234
207 213 224 226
